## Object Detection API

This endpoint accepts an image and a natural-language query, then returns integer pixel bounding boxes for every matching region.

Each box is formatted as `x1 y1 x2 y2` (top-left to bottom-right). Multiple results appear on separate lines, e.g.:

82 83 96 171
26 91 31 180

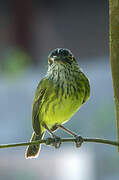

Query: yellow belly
41 87 84 129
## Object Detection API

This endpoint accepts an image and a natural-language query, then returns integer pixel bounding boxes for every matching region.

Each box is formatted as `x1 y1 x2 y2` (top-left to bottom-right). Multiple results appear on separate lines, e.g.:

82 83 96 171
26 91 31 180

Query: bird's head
48 48 77 66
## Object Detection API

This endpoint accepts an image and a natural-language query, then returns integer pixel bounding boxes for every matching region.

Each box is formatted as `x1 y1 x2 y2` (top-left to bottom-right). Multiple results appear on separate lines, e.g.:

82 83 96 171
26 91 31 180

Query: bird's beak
53 56 68 64
52 56 62 62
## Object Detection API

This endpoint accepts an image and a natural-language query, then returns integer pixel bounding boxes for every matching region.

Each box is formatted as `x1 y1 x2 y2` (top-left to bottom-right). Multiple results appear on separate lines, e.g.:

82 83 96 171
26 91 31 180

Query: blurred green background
0 0 119 180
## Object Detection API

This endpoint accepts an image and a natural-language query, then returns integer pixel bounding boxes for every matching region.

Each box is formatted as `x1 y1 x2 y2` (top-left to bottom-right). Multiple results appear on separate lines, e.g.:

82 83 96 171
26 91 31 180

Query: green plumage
26 48 90 158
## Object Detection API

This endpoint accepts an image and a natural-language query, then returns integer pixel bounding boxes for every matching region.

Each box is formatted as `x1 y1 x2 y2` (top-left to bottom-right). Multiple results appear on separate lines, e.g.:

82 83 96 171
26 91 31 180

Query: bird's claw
75 136 83 148
53 136 61 149
45 136 61 149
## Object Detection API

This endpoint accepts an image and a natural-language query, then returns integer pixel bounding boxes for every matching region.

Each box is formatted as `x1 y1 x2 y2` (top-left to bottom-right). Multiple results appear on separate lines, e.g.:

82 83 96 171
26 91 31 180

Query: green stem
83 138 119 146
0 137 119 149
109 0 119 150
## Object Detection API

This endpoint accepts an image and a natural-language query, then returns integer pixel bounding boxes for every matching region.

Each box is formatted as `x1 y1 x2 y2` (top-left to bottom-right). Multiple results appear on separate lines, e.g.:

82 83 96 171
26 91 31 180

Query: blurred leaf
4 48 31 76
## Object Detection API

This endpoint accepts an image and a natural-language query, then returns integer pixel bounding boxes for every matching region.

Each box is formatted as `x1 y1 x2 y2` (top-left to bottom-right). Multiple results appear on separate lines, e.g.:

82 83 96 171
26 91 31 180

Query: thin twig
0 137 119 149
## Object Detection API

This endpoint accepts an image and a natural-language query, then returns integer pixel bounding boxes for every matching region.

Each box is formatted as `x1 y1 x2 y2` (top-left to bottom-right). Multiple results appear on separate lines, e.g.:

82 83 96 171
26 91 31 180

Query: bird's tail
25 131 44 159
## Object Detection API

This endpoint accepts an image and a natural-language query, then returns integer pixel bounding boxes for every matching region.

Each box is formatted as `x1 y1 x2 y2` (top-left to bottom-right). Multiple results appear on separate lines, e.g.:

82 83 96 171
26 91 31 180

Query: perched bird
26 48 90 158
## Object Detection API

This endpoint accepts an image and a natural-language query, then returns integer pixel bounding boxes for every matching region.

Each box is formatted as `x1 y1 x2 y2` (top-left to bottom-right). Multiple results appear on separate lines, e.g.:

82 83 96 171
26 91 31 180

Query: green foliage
1 48 31 76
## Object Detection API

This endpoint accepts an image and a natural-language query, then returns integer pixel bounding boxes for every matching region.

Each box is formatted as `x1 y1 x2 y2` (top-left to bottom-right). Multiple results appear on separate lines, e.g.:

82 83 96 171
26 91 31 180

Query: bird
26 48 90 158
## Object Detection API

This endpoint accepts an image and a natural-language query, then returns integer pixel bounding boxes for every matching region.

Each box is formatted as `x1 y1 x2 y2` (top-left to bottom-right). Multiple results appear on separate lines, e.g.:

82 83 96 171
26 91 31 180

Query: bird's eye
48 58 53 65
69 55 75 61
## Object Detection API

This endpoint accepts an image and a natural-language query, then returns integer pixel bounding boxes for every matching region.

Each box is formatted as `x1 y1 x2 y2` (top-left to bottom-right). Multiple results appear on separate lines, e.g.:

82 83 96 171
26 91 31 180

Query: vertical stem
109 0 119 150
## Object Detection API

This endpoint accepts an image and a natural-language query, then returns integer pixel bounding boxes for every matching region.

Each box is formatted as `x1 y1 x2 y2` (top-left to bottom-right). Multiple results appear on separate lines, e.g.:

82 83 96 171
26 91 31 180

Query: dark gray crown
48 48 73 58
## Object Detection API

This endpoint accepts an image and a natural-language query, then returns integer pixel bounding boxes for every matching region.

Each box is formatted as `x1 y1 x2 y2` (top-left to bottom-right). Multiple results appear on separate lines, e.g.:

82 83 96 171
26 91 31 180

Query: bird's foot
46 136 61 149
75 135 83 148
52 135 61 149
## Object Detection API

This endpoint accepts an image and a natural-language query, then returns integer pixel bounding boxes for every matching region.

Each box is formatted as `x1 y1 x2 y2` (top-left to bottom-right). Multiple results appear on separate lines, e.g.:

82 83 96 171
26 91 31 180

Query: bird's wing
81 72 90 104
32 78 49 135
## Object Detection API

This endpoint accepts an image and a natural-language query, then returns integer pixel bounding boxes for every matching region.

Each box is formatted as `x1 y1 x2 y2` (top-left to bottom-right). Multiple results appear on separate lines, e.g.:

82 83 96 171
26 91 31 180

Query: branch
109 0 119 150
0 137 119 149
